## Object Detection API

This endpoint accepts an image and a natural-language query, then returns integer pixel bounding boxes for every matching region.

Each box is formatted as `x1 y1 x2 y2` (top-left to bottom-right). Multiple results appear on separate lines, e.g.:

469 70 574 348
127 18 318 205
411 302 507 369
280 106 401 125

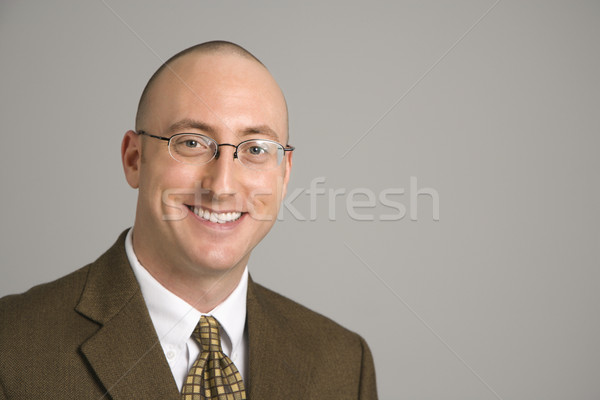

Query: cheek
140 165 199 210
244 172 287 212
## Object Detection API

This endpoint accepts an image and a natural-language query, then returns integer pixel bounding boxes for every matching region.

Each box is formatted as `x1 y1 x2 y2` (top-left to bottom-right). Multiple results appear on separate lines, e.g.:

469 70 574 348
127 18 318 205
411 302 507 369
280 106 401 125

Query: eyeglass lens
168 134 285 170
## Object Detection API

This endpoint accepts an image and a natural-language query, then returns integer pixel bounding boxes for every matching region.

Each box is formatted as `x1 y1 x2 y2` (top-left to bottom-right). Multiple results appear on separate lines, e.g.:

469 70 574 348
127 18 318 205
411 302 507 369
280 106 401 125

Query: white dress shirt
125 228 248 391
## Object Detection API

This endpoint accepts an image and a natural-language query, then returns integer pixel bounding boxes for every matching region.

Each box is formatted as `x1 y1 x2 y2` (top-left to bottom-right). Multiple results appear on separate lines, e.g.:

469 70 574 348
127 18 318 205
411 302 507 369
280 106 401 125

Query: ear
280 150 293 199
122 130 142 189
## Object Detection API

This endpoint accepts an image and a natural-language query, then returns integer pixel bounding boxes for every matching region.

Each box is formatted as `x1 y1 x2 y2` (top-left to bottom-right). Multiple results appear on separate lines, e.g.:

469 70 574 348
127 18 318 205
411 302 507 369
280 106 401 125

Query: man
0 41 377 399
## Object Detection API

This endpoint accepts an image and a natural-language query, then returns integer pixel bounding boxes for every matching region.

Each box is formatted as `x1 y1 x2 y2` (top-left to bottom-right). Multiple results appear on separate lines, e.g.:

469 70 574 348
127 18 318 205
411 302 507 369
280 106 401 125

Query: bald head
135 41 288 140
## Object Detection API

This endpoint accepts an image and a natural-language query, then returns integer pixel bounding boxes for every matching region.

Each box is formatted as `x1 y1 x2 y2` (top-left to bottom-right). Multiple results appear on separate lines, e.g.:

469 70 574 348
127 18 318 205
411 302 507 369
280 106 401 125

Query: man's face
124 53 291 278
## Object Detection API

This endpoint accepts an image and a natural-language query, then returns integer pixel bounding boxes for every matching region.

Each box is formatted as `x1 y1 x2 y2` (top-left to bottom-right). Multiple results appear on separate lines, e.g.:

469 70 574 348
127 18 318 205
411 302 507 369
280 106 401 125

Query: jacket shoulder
248 282 378 399
250 281 364 346
0 229 130 327
0 265 91 322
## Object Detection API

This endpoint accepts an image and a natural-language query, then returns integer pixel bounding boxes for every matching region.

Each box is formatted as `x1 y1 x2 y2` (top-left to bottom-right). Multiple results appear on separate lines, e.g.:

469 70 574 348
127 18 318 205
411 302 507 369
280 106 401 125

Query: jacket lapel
246 279 314 400
75 231 180 400
75 232 311 399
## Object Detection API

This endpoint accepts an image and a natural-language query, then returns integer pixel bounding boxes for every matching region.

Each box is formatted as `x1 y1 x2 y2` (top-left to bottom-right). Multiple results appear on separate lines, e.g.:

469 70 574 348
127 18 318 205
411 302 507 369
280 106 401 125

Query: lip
185 204 246 229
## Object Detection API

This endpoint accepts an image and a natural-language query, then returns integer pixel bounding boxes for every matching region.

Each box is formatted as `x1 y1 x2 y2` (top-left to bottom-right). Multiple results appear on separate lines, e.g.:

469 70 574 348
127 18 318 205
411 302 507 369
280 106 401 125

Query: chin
188 248 247 274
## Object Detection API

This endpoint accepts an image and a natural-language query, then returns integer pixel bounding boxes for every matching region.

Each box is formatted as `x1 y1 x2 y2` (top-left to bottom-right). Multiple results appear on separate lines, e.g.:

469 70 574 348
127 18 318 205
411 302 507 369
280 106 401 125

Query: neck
131 232 247 313
145 262 246 313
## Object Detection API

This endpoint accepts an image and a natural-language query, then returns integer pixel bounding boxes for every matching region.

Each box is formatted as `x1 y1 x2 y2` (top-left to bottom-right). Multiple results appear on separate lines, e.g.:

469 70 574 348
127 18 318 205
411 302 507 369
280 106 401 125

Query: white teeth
192 206 242 223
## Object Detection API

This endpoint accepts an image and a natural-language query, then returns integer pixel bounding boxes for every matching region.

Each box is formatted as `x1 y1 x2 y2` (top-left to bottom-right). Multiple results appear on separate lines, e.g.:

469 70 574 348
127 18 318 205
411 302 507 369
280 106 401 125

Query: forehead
145 52 288 142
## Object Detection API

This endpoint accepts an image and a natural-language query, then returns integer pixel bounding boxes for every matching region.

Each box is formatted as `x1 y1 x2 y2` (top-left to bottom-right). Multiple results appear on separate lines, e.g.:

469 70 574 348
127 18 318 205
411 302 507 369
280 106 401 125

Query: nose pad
215 143 238 161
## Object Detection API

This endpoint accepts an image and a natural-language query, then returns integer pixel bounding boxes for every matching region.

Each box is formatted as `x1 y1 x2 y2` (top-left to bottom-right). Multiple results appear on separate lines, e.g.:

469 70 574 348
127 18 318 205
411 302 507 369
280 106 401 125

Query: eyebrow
166 119 217 135
166 119 281 141
239 125 280 141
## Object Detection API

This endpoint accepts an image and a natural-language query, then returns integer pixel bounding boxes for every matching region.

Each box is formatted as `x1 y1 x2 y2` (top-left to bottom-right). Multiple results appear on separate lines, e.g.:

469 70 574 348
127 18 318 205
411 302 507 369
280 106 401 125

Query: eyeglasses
136 131 294 171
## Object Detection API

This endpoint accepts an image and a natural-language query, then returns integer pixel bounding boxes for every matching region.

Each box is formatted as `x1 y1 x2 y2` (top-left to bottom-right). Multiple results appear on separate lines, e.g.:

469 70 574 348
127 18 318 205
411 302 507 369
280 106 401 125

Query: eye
183 139 203 148
171 134 216 162
247 145 267 155
173 134 212 150
237 140 284 169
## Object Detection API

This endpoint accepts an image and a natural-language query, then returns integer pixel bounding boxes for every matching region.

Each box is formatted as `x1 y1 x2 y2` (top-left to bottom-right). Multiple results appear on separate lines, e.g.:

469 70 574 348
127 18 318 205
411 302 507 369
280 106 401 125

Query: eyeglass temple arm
136 130 170 142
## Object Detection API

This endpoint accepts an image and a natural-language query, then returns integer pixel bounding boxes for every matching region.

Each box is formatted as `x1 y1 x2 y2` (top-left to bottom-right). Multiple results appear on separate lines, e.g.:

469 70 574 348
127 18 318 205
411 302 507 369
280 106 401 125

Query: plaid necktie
181 315 246 400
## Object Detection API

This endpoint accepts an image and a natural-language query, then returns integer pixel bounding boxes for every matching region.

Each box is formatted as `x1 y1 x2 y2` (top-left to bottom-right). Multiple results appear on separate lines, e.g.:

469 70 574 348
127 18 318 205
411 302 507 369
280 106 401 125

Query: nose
199 144 240 201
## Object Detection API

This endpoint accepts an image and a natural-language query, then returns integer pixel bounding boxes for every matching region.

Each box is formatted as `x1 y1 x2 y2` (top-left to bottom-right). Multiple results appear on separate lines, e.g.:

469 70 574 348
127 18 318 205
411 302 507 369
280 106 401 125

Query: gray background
1 1 599 399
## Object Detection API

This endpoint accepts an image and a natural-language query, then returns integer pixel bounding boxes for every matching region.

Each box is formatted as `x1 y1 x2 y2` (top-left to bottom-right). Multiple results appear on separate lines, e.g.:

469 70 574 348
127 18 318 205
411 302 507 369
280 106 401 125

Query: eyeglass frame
136 130 295 168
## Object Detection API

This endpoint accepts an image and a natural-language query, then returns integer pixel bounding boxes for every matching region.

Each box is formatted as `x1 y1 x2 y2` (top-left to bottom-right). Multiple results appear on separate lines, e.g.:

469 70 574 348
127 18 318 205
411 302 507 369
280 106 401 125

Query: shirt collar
124 228 247 356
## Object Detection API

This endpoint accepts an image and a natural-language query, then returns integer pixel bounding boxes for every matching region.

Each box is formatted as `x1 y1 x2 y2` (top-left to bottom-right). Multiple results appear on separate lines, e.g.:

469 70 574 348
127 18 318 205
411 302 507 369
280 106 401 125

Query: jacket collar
75 230 180 400
246 279 314 400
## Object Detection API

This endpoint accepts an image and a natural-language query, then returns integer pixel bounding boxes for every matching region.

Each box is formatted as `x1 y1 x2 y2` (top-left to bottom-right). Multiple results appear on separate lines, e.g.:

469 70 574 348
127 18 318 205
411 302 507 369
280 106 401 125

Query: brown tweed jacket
0 231 377 399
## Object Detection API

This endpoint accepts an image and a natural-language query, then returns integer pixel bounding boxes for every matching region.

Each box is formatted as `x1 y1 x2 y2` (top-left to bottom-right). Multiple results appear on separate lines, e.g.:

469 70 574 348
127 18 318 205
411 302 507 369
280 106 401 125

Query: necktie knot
182 315 246 399
194 315 223 353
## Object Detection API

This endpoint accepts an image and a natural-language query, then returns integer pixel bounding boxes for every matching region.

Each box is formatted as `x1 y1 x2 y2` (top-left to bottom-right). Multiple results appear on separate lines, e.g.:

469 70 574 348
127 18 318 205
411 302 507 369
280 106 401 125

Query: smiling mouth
186 205 243 224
